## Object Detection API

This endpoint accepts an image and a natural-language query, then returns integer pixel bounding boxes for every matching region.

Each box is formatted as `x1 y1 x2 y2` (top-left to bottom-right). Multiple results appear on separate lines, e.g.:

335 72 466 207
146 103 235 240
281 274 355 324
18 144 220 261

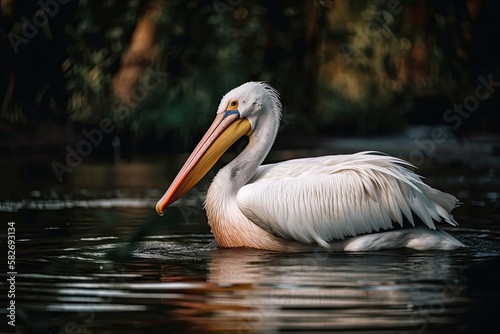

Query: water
1 141 500 334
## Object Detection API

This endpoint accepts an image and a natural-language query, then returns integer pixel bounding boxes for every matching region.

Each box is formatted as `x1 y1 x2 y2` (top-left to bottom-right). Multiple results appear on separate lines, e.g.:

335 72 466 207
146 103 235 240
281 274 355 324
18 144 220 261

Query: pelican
156 82 464 252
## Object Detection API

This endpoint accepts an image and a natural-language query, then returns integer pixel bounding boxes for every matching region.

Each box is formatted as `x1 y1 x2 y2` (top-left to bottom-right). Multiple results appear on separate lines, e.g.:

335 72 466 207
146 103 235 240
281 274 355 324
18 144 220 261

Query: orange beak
156 112 252 216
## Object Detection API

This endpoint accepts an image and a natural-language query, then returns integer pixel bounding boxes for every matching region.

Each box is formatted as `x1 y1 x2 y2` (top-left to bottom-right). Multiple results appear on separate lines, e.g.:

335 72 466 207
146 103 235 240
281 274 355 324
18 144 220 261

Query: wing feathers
237 152 459 247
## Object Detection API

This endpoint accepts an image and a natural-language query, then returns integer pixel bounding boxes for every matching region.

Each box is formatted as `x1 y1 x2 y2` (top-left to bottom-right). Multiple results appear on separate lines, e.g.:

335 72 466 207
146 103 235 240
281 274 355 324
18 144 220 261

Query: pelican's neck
220 111 279 193
204 94 287 250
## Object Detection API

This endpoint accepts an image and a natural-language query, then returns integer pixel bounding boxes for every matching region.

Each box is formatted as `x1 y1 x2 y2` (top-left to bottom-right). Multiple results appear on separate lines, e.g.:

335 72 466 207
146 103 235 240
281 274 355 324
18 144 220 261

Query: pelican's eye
227 100 239 110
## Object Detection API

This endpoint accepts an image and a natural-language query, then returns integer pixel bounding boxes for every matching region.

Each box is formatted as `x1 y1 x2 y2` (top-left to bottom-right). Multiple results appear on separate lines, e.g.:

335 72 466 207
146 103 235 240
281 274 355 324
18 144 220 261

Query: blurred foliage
1 0 499 146
318 0 413 134
65 0 143 120
63 0 319 147
316 0 500 134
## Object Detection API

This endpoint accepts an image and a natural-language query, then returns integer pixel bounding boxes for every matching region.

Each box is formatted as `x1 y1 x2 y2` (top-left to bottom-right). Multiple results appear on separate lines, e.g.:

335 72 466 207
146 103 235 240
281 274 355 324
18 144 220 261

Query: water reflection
204 248 470 333
13 235 484 333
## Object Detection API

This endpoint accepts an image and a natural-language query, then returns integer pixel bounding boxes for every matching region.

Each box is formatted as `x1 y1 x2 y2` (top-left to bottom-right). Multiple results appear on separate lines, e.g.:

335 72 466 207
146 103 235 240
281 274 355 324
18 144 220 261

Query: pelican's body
157 82 464 252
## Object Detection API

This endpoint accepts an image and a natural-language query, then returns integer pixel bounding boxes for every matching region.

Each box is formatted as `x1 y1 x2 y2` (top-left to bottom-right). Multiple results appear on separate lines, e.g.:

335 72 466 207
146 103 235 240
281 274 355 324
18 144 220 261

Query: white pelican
156 82 464 252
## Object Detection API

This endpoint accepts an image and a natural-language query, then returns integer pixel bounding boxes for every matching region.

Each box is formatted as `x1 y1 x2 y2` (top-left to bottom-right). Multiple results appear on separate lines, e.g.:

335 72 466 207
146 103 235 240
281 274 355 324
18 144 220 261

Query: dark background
1 0 499 157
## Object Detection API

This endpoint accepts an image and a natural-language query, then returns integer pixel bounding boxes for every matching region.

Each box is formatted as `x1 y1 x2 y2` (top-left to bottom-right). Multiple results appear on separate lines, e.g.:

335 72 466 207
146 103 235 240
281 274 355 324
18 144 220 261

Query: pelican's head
215 82 282 129
156 82 281 215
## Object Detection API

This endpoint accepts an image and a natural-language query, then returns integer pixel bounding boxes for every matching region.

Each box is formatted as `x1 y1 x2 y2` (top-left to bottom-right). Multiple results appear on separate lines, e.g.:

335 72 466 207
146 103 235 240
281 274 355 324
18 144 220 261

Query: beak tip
155 202 164 216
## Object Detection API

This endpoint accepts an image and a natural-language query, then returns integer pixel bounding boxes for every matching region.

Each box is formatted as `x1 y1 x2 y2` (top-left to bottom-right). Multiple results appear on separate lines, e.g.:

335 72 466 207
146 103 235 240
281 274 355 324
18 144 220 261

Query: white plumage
157 82 464 252
237 152 458 248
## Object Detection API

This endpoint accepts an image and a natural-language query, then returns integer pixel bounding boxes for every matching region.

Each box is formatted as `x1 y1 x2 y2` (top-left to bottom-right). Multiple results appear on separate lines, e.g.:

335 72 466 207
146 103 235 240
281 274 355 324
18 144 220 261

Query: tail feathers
425 188 461 212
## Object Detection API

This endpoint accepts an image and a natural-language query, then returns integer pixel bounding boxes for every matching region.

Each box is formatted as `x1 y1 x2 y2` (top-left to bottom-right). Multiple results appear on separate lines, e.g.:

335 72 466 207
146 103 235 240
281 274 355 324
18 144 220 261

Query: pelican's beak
156 111 252 216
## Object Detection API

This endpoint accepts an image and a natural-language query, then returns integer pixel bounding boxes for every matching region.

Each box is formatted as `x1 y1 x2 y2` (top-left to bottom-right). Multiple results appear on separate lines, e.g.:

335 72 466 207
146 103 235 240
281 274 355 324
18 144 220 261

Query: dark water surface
1 141 500 333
